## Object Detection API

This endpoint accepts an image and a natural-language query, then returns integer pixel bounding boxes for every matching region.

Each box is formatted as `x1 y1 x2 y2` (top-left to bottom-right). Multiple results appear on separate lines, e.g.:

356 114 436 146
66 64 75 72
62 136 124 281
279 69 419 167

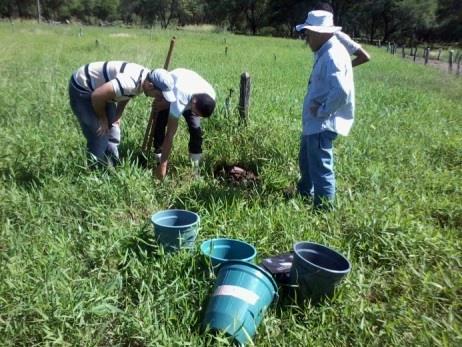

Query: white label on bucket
213 285 259 305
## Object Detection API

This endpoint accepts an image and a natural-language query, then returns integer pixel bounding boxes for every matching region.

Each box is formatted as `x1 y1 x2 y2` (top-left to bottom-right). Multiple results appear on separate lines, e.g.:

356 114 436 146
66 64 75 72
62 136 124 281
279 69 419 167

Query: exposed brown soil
213 163 258 185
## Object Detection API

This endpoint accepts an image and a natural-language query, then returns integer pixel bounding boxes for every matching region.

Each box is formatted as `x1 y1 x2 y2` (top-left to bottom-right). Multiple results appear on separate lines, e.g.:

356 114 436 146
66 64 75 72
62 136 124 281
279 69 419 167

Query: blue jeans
68 78 120 163
298 131 338 207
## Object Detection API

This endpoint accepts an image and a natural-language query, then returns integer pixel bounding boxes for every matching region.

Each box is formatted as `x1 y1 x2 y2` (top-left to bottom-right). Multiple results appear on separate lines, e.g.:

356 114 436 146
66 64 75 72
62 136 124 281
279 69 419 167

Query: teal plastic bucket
202 261 278 345
200 238 257 271
290 241 351 303
150 209 200 251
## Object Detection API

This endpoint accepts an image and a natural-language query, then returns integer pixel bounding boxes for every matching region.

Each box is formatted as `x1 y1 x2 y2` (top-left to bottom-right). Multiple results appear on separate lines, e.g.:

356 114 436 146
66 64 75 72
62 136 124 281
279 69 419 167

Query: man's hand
156 161 168 180
96 118 109 136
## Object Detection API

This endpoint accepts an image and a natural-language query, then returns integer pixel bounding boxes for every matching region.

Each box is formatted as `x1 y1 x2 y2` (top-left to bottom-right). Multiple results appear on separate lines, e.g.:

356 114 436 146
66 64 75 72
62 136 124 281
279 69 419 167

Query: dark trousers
153 109 203 155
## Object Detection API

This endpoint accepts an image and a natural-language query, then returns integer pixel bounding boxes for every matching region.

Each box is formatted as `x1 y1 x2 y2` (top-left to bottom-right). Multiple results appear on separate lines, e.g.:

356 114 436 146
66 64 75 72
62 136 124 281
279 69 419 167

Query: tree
436 0 462 41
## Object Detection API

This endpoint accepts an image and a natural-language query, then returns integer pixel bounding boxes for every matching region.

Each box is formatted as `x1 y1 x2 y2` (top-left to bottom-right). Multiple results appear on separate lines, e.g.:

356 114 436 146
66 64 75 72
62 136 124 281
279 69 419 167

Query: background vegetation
0 22 461 346
1 0 461 43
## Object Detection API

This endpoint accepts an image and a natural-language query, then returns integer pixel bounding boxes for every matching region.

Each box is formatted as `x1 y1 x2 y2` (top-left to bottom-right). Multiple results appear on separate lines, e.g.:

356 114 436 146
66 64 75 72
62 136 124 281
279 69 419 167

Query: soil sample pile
214 163 258 186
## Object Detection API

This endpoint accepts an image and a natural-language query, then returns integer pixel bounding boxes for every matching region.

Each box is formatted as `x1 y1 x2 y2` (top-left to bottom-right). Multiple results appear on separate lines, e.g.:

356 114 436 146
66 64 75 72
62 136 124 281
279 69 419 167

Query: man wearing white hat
314 2 370 67
295 10 355 208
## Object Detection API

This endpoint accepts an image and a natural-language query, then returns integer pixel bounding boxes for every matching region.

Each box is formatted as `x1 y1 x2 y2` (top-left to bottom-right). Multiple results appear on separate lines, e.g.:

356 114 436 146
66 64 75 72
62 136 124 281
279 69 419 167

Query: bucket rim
151 209 200 228
293 241 351 274
218 260 278 293
200 238 257 261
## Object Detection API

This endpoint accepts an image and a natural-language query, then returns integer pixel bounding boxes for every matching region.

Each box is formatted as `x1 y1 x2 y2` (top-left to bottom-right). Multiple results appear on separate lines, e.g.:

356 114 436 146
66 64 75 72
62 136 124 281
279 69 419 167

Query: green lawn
0 21 461 346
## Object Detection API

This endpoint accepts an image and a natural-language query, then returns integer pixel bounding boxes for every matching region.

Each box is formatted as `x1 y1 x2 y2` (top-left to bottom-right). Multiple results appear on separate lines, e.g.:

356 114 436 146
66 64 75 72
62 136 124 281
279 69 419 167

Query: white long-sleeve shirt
335 31 361 55
302 35 355 136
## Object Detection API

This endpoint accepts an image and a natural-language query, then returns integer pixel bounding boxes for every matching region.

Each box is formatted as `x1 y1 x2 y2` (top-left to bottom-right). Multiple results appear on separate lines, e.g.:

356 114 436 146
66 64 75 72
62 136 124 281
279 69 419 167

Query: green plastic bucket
200 238 257 272
290 241 351 303
150 209 200 251
202 261 278 345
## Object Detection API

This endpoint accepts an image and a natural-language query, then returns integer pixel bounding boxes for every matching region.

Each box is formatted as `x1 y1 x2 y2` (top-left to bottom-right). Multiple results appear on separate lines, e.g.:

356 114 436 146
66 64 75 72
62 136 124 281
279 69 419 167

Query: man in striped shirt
69 61 175 166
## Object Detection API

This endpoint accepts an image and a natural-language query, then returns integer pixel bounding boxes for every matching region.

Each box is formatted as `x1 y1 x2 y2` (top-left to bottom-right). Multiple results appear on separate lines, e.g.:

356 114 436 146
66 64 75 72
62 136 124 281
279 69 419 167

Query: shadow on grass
119 221 162 266
0 165 43 190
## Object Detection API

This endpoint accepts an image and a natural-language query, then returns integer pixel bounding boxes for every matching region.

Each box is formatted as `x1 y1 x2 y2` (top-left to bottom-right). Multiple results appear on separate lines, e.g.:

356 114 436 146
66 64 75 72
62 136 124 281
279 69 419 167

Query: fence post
225 46 228 56
449 50 454 72
437 48 442 60
457 55 461 76
238 72 251 124
387 42 390 53
413 47 417 62
402 46 405 58
424 48 429 65
79 27 83 37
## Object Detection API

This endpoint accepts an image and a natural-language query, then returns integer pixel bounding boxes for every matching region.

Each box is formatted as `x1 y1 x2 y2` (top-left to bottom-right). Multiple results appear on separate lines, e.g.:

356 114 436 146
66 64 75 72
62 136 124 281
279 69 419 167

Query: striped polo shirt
72 61 149 102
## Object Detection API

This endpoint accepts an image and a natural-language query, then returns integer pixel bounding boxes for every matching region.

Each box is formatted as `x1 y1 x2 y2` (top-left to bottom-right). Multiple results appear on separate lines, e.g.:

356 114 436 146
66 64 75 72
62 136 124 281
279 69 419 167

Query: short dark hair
314 2 333 13
194 93 215 118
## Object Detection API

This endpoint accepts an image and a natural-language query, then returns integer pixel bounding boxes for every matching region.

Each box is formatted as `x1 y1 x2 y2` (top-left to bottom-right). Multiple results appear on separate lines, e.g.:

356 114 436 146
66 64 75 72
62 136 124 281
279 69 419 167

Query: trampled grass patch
0 21 461 346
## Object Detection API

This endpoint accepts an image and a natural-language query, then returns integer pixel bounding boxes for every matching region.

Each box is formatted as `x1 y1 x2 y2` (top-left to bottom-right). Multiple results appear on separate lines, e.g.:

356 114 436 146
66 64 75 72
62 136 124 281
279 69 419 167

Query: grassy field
0 21 461 346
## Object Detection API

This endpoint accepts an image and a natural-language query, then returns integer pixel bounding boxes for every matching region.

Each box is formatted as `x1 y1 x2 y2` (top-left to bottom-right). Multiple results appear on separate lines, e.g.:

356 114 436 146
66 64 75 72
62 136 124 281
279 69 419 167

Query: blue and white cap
147 68 176 102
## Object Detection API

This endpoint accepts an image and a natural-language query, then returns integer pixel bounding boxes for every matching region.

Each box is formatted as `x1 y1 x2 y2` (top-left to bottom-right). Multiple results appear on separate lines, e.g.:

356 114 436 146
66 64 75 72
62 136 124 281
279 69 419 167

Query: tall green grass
0 21 461 346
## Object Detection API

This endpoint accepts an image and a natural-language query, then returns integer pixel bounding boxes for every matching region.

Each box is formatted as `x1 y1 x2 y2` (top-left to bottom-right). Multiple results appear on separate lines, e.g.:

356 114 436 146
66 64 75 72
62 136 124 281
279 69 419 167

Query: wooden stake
449 50 454 72
238 72 251 124
141 37 176 153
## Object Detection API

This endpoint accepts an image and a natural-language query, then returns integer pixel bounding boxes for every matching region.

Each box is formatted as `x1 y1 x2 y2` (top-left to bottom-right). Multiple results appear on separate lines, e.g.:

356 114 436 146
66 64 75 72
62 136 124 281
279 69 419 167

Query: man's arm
113 100 129 123
91 82 117 135
155 115 179 180
315 61 350 119
352 47 371 67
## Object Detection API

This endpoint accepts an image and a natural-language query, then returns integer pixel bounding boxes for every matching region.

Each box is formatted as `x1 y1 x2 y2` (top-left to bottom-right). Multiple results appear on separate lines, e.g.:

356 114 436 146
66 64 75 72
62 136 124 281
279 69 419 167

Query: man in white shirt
295 10 355 208
315 2 370 67
151 68 216 180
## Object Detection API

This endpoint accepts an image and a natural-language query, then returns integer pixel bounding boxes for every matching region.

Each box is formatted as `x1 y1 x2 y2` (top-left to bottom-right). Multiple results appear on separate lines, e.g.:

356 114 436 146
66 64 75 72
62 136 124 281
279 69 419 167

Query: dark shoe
283 187 313 203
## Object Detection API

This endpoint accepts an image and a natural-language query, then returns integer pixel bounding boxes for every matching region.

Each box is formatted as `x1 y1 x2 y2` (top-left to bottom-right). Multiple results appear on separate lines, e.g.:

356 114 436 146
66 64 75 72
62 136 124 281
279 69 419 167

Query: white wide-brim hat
296 10 342 33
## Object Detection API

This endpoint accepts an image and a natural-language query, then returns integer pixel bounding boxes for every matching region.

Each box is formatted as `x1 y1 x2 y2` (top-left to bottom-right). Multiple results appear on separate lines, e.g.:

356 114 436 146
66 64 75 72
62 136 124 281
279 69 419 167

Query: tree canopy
1 0 460 43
